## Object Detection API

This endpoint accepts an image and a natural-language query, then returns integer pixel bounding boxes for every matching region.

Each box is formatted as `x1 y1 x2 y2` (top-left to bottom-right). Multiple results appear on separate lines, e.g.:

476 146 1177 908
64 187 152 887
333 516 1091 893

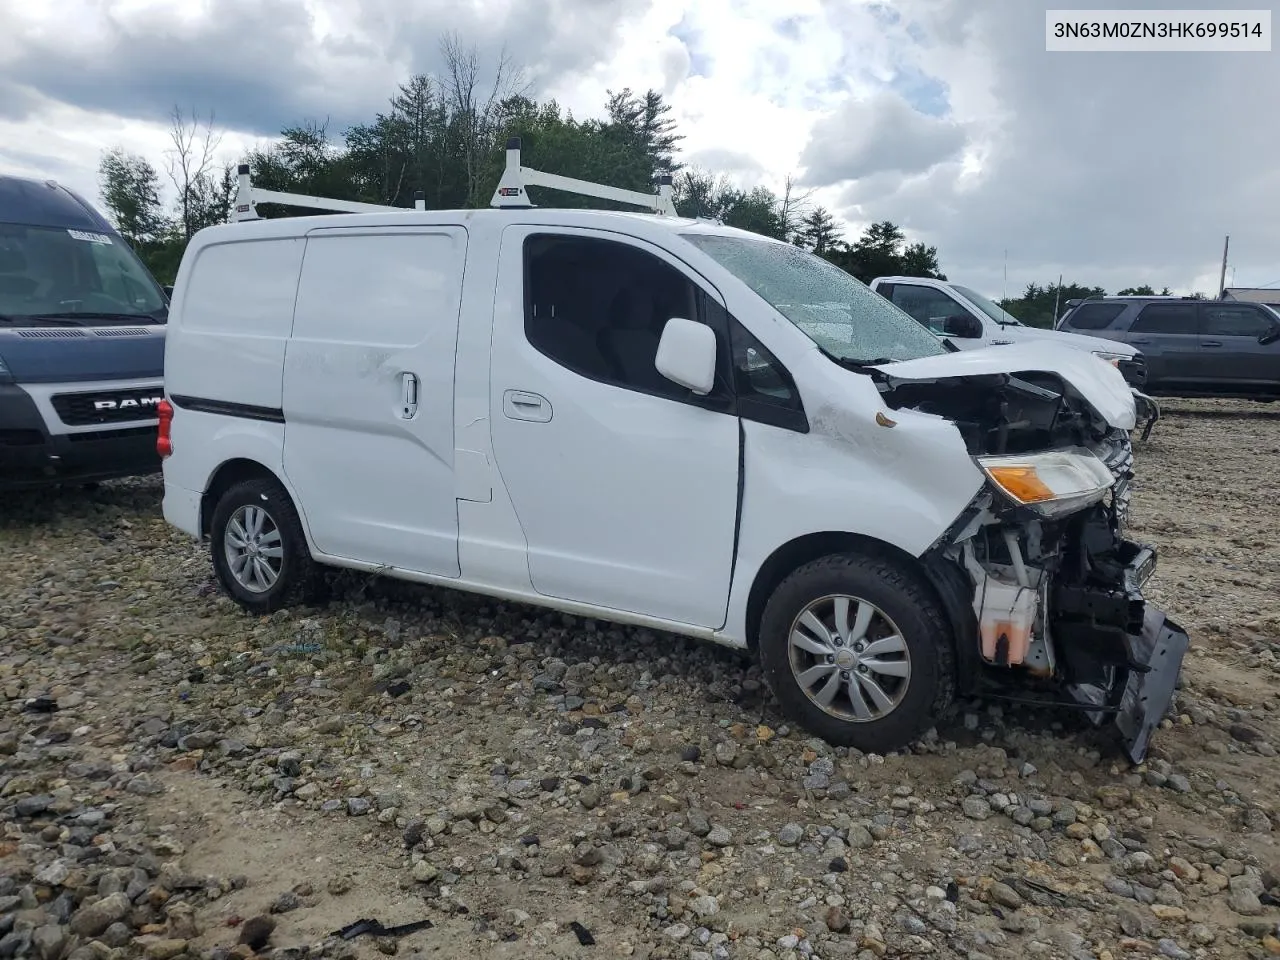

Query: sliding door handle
401 372 419 418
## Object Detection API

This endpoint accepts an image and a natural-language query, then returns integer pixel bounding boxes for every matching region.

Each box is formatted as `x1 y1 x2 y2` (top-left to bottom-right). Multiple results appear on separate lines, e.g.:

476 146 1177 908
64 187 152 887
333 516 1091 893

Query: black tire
209 476 320 614
757 551 956 755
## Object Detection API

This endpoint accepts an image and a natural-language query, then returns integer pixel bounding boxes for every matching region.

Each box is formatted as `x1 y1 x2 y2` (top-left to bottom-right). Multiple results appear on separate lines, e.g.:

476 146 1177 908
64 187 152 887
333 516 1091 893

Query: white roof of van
188 206 780 246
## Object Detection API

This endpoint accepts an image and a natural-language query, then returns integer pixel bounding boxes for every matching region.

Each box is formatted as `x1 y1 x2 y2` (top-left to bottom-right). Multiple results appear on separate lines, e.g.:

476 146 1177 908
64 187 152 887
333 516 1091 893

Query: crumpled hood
873 341 1138 431
1000 324 1138 356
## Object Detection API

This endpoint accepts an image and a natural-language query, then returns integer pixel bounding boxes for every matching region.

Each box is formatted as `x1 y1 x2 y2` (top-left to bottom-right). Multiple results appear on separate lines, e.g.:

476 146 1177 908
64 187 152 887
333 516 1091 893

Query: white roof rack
231 166 423 222
230 136 677 223
490 137 677 216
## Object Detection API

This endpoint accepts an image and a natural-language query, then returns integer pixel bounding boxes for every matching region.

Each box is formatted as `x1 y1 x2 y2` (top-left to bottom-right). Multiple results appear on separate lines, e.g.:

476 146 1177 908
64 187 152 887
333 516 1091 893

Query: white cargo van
157 141 1187 762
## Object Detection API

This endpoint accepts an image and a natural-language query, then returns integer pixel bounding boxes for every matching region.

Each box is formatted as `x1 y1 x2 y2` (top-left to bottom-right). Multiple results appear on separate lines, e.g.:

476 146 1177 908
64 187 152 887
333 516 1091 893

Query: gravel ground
2 398 1279 960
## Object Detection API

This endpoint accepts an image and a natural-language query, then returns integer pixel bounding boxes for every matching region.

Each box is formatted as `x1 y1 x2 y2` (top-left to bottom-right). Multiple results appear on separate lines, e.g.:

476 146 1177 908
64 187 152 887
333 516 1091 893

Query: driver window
889 284 967 335
524 233 713 404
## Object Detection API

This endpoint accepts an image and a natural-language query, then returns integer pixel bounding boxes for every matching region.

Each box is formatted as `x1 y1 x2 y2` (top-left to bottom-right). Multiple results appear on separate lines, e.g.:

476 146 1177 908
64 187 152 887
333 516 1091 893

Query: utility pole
1052 273 1063 327
1217 234 1229 299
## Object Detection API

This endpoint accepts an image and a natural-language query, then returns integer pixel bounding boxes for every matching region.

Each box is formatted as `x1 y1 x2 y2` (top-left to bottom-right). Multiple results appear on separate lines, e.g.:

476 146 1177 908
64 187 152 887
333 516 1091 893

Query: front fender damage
875 366 1189 763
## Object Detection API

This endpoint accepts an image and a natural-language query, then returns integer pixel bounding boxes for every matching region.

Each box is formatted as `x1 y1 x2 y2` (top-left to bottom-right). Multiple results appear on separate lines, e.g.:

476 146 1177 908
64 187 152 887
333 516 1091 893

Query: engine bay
872 369 1109 456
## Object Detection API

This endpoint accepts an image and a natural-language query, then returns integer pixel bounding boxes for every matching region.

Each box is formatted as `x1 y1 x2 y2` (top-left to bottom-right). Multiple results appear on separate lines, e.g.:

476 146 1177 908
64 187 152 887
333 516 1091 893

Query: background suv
1058 296 1280 401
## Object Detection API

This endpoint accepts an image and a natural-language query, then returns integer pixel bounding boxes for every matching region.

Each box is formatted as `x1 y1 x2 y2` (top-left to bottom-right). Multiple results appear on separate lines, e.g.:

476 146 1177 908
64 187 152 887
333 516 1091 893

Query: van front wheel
758 552 955 755
209 477 318 614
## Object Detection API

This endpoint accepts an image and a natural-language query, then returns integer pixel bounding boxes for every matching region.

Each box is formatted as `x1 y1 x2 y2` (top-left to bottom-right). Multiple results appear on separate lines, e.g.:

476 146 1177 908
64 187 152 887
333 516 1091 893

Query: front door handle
401 372 419 419
503 389 552 422
1200 340 1223 347
1129 338 1151 345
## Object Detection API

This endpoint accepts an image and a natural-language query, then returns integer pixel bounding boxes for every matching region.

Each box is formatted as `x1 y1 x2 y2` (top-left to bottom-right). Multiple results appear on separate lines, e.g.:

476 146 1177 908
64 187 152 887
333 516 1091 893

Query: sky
1 0 1276 301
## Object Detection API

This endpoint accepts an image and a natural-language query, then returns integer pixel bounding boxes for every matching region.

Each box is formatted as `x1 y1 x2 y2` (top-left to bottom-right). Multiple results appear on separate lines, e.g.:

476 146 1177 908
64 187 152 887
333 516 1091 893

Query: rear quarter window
1063 302 1127 330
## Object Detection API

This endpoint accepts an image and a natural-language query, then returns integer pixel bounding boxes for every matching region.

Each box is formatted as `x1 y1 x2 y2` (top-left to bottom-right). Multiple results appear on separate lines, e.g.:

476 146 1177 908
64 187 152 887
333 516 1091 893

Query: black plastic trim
169 394 285 423
919 549 981 696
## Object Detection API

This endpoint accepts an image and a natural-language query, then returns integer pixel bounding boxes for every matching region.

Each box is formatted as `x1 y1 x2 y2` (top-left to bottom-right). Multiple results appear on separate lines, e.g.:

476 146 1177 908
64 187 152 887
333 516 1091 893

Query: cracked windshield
683 233 947 365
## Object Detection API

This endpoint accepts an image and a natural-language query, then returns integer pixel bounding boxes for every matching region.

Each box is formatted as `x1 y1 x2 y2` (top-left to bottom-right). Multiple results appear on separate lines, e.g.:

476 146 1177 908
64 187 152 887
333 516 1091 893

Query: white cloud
1 0 1276 300
798 92 968 185
0 89 259 216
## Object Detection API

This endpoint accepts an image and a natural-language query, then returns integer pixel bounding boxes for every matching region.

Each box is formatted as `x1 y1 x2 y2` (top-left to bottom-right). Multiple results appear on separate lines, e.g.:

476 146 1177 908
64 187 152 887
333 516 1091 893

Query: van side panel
167 237 305 411
161 235 303 531
279 227 466 578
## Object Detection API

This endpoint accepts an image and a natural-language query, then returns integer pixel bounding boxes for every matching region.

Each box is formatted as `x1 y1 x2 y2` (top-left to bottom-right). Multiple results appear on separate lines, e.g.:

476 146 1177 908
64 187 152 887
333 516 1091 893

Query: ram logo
93 396 163 411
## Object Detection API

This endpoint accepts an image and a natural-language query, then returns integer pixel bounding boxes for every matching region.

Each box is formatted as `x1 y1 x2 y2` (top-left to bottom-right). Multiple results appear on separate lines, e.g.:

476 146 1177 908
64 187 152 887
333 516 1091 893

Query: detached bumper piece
1131 390 1161 441
1114 608 1190 764
1049 528 1188 764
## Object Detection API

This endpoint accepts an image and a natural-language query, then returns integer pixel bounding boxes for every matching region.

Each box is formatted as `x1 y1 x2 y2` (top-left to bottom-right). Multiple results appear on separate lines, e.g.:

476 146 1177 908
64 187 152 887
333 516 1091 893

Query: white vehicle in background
870 276 1160 438
154 140 1187 764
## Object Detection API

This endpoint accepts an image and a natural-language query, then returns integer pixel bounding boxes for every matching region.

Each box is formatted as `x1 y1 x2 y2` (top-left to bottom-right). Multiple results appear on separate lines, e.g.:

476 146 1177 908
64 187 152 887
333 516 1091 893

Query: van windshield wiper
827 354 901 369
24 311 165 325
0 312 89 327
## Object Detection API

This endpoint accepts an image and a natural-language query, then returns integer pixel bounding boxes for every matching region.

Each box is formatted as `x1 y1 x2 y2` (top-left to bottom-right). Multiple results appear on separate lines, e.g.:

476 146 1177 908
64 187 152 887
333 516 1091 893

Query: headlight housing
1091 350 1129 367
977 447 1115 518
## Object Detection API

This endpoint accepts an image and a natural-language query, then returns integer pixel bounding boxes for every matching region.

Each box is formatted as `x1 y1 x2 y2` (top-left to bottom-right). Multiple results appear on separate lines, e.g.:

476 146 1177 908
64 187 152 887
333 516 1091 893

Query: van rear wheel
209 476 318 614
758 551 955 755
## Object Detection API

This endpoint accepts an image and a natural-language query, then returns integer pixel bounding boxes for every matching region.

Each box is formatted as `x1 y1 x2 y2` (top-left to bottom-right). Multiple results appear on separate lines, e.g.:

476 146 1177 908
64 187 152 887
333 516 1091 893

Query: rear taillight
156 398 173 458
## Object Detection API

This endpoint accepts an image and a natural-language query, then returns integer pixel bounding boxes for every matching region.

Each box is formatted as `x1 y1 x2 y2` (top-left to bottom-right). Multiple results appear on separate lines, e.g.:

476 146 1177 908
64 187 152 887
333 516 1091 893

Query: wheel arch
742 532 973 687
200 458 291 539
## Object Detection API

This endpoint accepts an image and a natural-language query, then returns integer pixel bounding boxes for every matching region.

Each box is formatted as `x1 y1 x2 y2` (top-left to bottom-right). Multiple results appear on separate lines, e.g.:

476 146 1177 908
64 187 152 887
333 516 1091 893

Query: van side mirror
1260 326 1280 346
942 313 983 338
655 317 717 395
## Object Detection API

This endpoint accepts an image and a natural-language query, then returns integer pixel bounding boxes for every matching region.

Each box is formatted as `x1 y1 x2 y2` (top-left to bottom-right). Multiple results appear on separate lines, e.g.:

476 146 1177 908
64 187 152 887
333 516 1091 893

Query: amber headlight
976 447 1114 518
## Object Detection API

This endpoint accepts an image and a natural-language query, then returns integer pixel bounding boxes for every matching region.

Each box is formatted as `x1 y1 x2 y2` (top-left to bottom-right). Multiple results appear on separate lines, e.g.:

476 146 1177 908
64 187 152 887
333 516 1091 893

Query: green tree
999 281 1106 328
899 241 945 280
1116 284 1172 296
604 87 684 180
98 33 958 287
98 148 169 246
796 206 841 254
671 169 785 238
96 148 190 284
821 221 945 283
243 121 365 218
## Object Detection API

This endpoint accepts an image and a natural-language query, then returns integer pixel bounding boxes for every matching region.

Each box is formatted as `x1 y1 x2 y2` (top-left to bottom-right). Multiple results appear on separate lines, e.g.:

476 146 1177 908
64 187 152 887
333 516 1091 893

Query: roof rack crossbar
231 165 426 222
229 140 676 222
490 137 677 216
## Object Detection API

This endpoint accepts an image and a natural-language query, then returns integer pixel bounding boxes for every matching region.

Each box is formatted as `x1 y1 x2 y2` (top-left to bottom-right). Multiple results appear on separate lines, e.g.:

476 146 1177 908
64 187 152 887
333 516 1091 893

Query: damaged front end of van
870 347 1189 764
